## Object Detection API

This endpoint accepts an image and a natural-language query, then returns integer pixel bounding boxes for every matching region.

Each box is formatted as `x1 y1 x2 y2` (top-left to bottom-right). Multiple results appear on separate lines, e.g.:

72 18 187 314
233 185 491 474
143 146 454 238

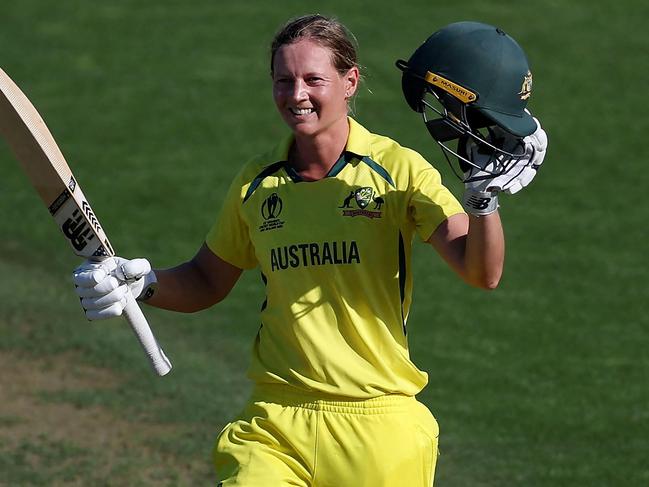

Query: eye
273 78 293 88
306 76 325 85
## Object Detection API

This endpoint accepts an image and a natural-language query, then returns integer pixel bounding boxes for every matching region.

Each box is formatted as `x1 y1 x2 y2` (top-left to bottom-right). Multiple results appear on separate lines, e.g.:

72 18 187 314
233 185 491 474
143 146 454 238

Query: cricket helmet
396 21 536 181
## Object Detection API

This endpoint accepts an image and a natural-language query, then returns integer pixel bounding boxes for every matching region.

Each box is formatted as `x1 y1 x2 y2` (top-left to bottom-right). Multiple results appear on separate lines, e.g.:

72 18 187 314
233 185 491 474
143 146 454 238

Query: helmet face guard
396 22 536 183
419 81 527 183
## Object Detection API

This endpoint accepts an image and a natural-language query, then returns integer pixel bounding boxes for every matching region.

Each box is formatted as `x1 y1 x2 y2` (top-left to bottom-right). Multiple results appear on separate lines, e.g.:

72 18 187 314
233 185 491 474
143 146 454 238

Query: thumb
117 258 151 282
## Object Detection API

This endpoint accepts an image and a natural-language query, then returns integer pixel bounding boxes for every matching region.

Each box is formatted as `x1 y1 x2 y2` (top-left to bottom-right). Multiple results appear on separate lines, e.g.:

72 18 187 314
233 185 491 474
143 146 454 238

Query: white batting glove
72 257 157 321
462 116 548 215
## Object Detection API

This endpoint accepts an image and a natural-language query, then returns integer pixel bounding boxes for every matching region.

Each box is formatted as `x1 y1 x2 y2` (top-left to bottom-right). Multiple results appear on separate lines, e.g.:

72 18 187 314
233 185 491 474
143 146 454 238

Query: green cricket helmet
396 21 536 181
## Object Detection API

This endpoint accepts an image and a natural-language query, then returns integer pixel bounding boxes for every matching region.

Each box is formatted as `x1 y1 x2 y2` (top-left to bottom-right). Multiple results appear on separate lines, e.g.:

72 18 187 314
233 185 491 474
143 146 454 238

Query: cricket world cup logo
261 193 283 220
259 193 285 232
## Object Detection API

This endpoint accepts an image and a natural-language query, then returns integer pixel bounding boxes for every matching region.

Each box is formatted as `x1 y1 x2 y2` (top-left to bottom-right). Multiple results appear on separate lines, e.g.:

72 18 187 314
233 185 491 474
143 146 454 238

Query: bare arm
427 212 505 289
145 243 243 312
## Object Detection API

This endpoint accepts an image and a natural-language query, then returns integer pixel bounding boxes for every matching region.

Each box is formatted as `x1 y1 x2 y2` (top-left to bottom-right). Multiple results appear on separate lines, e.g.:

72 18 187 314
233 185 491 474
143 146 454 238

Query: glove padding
459 116 547 216
462 116 548 195
72 257 156 320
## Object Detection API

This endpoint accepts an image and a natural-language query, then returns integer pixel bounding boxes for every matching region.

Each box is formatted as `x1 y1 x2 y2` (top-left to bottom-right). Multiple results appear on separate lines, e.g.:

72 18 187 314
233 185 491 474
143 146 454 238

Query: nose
291 79 308 101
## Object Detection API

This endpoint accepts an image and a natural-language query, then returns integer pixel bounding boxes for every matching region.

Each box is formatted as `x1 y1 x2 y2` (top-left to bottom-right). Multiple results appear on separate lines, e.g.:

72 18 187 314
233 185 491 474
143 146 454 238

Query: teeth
291 108 313 115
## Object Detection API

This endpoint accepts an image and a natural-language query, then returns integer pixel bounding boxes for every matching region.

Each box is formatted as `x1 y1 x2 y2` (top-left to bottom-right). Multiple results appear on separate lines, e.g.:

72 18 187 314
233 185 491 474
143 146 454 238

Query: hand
72 257 157 320
461 116 548 215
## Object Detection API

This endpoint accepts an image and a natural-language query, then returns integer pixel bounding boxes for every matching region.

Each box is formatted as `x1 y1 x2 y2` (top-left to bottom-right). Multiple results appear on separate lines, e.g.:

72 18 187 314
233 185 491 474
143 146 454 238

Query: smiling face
272 38 359 138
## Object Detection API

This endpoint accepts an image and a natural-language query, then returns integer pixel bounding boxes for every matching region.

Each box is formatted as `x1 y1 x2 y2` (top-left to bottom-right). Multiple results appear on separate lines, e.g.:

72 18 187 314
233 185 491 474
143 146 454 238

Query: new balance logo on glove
466 195 492 211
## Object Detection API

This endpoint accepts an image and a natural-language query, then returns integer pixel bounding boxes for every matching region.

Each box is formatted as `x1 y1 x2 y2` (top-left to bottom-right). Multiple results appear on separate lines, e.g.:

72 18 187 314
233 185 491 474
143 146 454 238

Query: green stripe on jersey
206 117 465 398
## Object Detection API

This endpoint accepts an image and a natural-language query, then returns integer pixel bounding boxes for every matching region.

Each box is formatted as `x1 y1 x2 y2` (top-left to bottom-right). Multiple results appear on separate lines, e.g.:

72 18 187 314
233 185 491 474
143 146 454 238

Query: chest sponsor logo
339 187 383 219
259 193 285 232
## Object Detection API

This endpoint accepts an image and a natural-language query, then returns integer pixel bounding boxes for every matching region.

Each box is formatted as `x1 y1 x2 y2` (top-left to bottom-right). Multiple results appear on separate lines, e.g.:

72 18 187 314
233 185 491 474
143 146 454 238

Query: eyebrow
273 70 330 79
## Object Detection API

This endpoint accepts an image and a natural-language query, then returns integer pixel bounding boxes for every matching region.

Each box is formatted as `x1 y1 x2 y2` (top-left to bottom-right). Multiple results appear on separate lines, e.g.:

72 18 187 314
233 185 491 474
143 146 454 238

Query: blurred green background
1 1 647 485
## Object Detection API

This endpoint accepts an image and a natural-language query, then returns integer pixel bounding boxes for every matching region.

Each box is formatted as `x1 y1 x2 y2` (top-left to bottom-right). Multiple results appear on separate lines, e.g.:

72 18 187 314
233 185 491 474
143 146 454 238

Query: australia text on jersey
270 240 360 272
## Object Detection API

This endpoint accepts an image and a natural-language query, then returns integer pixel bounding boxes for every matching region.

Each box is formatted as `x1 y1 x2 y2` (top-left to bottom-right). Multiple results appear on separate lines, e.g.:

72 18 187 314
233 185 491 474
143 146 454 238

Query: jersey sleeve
407 153 465 241
205 171 258 270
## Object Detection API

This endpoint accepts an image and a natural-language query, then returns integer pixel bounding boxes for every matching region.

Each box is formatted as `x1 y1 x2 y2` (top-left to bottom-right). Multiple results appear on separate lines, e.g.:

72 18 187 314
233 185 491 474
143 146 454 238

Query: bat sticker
81 200 102 233
61 208 95 251
48 189 71 215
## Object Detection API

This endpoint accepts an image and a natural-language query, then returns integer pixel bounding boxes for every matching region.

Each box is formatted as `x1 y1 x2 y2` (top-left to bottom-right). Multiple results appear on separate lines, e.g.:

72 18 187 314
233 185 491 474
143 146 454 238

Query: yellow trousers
214 385 439 486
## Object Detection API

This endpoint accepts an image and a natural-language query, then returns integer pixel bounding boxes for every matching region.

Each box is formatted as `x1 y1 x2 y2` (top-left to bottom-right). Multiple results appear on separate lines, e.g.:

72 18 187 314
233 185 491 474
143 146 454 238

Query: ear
344 66 360 98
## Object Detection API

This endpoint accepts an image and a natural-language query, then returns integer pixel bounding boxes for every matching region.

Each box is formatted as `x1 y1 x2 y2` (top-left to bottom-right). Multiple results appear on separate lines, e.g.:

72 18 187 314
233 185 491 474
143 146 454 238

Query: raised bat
0 67 172 376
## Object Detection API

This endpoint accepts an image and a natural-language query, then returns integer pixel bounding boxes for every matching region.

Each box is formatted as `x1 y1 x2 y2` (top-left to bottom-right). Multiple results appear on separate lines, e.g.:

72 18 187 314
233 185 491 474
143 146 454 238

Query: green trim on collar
271 117 374 182
326 153 350 178
284 152 349 182
284 163 302 182
361 156 396 188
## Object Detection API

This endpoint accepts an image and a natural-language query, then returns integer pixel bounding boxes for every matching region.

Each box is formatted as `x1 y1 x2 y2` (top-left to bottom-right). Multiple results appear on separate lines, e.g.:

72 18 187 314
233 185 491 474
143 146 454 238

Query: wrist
462 188 499 216
137 270 158 301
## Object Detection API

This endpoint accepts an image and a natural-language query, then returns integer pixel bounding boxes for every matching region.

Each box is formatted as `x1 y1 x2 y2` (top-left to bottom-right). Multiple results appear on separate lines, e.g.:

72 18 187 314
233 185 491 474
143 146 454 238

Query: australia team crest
339 187 383 218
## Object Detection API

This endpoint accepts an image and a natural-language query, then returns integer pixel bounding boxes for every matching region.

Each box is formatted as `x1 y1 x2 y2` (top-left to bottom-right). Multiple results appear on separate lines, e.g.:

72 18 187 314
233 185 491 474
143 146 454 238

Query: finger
529 119 547 147
85 301 126 320
73 260 103 274
531 129 547 150
529 140 547 167
504 168 536 194
81 284 128 310
73 259 118 287
75 276 122 298
73 268 107 287
505 181 523 194
517 167 537 187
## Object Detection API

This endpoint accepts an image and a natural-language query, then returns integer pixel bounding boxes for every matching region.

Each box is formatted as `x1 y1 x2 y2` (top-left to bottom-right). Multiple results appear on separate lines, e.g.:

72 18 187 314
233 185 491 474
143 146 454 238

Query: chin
286 115 347 138
287 120 321 137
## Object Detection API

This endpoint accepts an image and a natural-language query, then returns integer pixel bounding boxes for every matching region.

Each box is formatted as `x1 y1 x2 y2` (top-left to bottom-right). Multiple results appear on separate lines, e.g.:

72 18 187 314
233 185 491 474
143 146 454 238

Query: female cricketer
72 15 547 486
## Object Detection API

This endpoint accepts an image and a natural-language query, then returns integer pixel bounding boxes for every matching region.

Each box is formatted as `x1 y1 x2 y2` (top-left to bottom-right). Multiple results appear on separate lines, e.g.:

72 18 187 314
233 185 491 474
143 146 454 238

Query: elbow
208 292 229 308
467 270 502 290
467 279 500 291
482 277 501 291
481 271 503 290
185 291 228 313
470 259 504 290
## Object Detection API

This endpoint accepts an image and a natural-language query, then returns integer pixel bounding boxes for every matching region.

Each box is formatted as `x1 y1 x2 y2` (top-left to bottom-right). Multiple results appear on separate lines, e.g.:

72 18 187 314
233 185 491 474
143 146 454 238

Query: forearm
428 211 504 290
145 261 222 313
464 211 505 289
141 244 242 313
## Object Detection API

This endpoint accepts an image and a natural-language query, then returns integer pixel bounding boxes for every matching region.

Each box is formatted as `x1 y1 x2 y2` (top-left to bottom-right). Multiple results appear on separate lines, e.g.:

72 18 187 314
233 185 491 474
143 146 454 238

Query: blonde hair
270 14 359 76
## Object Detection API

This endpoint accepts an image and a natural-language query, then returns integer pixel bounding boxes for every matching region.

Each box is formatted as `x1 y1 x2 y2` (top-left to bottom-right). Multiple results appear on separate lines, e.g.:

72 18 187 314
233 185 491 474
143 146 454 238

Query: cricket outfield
1 1 648 485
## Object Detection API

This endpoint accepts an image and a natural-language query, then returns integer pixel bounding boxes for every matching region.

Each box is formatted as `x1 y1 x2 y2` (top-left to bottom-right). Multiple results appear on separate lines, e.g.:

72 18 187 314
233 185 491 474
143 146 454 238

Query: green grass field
1 1 648 485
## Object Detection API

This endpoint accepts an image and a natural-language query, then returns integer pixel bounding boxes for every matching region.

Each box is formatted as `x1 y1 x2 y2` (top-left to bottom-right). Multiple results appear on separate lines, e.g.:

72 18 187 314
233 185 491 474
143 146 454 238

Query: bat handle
123 290 172 376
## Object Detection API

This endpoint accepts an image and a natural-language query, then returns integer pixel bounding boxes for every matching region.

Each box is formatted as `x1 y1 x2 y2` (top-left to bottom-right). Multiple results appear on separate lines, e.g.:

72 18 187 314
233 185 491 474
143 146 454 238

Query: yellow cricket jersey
206 118 464 399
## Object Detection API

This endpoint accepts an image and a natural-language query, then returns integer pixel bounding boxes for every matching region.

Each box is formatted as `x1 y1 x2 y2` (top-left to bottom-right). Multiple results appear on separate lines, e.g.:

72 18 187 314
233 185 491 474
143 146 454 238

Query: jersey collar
344 116 372 158
273 117 372 182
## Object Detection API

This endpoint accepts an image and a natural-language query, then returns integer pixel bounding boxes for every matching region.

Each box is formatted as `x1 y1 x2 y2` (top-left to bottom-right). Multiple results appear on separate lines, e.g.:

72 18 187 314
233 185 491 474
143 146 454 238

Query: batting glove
72 257 157 320
461 116 548 216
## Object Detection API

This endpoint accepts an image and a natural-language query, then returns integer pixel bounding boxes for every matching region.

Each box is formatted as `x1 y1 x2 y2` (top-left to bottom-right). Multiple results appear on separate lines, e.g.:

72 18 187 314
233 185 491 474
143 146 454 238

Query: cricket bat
0 67 172 376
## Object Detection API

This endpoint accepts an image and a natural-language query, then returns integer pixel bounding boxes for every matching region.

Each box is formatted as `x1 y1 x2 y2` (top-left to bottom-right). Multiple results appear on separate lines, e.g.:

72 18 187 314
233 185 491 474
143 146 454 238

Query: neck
290 118 349 181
